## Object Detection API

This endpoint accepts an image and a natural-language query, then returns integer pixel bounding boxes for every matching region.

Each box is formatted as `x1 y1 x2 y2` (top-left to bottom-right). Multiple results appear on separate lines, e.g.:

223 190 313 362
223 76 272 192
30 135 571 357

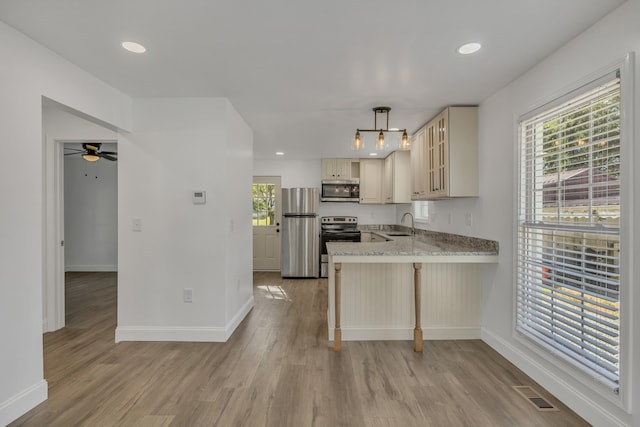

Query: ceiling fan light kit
354 106 409 152
82 153 100 162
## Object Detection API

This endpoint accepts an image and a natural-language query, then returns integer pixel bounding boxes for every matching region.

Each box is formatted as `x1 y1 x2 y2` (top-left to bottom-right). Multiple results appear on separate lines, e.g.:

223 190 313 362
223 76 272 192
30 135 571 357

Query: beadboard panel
328 262 481 341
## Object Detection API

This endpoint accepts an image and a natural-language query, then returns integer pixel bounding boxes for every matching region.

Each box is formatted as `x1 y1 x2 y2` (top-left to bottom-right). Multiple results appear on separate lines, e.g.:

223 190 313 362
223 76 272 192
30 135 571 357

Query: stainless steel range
320 216 361 278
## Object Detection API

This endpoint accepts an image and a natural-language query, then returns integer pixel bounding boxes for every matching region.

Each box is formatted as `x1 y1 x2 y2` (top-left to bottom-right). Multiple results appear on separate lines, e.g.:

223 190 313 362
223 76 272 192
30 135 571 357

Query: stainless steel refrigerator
281 188 319 278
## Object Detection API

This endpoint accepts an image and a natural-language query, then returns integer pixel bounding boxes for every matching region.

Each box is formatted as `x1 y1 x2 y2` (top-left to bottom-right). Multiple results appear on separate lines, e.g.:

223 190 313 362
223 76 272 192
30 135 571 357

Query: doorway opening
43 102 119 333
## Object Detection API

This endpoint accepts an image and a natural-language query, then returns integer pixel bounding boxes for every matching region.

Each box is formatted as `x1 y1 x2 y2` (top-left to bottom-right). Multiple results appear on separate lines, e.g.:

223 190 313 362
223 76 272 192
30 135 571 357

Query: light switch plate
183 288 193 303
132 218 142 232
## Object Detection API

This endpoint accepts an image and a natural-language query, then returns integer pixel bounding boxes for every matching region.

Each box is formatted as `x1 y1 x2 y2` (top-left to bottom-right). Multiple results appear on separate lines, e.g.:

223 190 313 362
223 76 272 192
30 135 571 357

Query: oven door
320 231 361 277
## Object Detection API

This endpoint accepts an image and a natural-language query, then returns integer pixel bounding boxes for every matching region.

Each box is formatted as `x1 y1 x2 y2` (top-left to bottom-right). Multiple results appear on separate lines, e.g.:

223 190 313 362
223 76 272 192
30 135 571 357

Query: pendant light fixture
354 107 409 151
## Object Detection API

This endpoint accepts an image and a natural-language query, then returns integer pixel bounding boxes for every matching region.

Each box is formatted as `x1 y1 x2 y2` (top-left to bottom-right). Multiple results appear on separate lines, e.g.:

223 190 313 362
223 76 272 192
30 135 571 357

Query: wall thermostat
193 191 206 204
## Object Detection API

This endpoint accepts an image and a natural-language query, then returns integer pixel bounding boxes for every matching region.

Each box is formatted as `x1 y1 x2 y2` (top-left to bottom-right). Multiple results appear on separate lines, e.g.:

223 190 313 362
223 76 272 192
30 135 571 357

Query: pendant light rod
357 106 396 132
374 106 389 130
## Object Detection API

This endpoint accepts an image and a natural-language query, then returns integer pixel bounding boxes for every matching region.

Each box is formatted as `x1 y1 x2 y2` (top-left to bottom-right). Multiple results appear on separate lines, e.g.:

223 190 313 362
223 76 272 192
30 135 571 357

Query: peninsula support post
334 262 342 352
413 262 423 352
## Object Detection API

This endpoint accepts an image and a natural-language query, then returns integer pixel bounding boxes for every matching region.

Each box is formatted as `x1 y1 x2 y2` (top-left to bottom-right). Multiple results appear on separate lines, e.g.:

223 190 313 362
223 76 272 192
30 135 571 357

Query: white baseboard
225 296 255 339
115 296 255 343
481 328 628 427
65 265 117 272
328 326 480 341
0 380 48 426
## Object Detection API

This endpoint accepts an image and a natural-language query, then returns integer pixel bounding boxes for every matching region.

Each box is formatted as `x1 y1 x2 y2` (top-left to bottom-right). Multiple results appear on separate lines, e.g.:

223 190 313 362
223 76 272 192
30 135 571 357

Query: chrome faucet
401 212 415 235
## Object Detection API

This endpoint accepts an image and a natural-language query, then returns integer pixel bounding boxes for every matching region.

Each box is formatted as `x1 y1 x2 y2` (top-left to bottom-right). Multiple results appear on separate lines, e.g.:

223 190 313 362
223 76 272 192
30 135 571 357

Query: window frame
513 55 634 410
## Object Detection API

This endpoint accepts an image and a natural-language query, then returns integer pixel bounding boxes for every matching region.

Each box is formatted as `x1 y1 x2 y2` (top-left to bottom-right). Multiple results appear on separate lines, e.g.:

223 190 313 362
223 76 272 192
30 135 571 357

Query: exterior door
252 176 281 271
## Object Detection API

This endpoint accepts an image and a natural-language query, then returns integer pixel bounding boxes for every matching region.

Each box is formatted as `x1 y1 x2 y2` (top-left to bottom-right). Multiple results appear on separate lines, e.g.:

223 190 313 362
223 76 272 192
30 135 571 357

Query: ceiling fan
64 143 117 162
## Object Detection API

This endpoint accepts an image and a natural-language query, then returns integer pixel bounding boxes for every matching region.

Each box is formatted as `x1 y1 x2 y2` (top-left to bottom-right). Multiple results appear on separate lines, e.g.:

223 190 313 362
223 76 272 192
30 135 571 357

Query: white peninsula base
328 260 484 345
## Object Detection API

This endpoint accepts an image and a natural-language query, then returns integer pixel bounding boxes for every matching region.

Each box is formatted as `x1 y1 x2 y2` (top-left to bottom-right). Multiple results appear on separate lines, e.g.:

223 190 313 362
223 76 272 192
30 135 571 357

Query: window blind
517 72 621 392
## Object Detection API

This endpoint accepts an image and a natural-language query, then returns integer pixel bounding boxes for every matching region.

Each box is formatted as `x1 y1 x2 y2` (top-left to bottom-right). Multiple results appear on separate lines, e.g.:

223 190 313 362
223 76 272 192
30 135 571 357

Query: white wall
430 2 639 425
0 21 132 426
116 98 254 341
224 101 254 325
253 158 399 224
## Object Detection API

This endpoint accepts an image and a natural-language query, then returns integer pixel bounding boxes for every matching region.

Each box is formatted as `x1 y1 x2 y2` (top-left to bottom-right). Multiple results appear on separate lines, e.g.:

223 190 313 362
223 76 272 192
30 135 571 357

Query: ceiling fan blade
64 148 85 153
99 153 117 161
99 150 118 155
64 152 82 156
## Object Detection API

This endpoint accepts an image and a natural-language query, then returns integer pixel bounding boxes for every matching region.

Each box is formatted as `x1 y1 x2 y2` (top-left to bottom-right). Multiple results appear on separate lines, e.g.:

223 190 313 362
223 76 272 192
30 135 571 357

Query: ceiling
0 0 625 160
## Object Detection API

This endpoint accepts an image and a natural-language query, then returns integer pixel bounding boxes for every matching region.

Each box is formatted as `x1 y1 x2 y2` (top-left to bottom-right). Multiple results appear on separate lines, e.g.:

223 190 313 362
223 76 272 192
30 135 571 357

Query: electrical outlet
132 218 142 232
465 213 473 227
447 213 452 224
183 288 193 303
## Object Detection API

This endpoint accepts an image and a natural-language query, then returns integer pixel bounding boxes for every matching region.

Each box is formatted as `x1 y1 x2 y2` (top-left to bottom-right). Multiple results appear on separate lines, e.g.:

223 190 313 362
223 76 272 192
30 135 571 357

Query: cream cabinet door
387 150 411 203
359 159 383 204
430 109 448 197
411 126 428 200
321 158 354 180
383 154 394 203
335 159 352 179
321 159 337 180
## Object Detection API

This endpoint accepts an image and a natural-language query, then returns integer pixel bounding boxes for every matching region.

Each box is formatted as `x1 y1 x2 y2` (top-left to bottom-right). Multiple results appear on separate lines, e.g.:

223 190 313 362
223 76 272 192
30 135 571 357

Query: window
252 184 277 226
414 201 430 223
517 71 621 393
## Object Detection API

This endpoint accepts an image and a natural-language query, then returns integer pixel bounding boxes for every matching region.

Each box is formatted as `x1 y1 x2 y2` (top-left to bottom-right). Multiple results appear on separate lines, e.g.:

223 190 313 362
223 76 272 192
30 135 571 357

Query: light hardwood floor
10 271 589 426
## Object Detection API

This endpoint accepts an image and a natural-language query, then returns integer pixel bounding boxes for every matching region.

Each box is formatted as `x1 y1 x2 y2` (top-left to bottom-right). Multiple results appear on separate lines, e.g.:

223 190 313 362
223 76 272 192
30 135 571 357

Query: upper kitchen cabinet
321 158 359 181
383 151 411 204
410 126 428 200
359 159 383 204
427 106 478 199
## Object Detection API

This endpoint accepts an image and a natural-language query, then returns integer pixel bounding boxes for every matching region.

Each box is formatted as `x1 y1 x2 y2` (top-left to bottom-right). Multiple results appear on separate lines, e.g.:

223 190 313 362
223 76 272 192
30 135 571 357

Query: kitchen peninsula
326 227 498 352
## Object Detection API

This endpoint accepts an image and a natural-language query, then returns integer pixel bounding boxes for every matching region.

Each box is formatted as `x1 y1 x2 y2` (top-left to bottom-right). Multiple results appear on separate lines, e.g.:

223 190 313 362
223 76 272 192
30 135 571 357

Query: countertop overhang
327 228 499 264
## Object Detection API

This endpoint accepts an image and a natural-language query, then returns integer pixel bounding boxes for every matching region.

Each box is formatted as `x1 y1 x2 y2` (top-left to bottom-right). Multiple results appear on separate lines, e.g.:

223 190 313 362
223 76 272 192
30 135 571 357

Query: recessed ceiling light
369 152 378 156
122 41 146 54
457 42 482 55
275 151 285 156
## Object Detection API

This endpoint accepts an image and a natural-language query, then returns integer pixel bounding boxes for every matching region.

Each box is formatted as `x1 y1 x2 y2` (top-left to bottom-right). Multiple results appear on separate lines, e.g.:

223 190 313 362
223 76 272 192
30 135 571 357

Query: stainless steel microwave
321 181 360 202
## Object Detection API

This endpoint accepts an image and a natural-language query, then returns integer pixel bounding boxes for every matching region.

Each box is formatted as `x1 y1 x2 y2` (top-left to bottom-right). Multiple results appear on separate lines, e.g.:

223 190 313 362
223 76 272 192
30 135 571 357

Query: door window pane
252 184 276 226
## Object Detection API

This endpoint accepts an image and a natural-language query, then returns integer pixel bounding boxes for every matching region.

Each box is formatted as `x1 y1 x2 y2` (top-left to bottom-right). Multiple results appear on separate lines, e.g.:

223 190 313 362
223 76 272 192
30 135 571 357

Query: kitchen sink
385 232 412 236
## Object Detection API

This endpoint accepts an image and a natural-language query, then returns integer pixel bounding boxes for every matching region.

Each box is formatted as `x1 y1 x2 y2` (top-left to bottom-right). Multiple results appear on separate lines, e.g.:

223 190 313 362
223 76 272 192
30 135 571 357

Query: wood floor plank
9 271 590 427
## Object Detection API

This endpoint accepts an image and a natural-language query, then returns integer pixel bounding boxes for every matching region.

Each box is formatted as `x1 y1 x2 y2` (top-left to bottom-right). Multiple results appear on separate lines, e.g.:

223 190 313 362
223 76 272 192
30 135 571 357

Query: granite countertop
326 226 499 262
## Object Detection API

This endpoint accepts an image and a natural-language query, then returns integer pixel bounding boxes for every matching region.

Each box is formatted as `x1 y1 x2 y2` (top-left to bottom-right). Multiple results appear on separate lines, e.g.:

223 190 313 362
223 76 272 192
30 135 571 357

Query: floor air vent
512 386 559 412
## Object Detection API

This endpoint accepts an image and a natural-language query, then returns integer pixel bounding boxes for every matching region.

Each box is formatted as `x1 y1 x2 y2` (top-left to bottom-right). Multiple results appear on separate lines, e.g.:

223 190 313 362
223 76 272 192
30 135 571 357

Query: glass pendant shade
353 131 362 150
376 130 385 150
399 130 410 150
